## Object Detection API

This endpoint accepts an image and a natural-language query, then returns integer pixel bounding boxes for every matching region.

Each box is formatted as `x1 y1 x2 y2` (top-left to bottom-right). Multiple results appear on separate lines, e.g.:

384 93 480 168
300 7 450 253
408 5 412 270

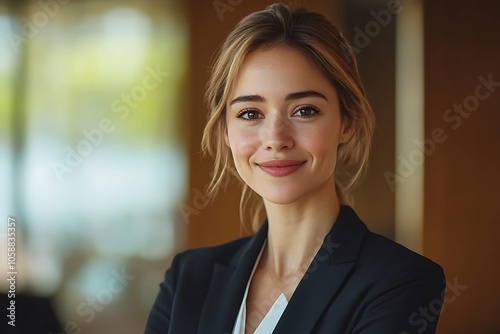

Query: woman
145 4 445 334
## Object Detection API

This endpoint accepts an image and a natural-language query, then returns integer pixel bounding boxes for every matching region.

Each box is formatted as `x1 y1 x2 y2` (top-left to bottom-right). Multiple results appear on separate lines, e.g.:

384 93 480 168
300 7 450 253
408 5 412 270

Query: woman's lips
257 160 306 177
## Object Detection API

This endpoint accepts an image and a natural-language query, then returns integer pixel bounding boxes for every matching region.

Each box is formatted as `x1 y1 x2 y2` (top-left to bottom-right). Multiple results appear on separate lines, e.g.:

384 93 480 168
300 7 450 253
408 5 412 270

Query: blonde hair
202 3 375 231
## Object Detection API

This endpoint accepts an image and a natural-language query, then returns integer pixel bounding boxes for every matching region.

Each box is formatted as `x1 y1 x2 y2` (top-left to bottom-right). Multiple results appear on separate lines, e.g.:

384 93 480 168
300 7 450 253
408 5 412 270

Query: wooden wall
343 0 397 239
423 1 500 333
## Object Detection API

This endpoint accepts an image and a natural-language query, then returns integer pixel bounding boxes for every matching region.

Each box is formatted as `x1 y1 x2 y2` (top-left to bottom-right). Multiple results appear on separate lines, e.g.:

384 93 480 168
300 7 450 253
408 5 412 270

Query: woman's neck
262 177 341 279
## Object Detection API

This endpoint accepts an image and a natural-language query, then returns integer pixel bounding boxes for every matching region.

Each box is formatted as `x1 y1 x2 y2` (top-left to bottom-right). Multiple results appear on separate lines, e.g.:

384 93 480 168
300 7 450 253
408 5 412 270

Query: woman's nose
261 116 294 152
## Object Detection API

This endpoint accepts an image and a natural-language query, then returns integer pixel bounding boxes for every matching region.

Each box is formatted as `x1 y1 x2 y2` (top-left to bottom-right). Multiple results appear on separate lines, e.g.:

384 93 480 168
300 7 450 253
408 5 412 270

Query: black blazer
145 206 445 334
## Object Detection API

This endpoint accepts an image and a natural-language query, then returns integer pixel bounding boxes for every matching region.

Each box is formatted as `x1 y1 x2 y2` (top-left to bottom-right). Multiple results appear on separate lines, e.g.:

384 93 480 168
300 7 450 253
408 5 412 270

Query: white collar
232 239 289 334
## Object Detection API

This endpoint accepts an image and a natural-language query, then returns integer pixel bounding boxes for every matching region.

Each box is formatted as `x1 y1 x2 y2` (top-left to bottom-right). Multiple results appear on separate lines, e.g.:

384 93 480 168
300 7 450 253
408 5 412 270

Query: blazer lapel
273 206 368 334
198 221 268 334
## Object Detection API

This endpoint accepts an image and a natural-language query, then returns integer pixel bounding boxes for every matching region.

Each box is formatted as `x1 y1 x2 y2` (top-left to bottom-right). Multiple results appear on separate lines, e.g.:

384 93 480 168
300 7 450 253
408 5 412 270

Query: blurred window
0 0 187 332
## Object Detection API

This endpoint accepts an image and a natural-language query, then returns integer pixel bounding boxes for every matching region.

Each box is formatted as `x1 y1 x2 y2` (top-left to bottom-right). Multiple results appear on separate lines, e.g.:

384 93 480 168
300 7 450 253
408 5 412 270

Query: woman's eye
293 106 319 118
237 110 262 120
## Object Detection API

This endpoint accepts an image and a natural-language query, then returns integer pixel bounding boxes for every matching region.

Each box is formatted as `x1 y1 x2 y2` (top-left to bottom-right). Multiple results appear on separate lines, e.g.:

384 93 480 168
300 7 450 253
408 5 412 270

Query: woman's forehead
228 46 337 102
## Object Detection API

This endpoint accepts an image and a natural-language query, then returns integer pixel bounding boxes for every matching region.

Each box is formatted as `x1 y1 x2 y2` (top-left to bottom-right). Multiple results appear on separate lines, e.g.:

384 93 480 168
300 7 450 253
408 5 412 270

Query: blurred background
0 0 498 333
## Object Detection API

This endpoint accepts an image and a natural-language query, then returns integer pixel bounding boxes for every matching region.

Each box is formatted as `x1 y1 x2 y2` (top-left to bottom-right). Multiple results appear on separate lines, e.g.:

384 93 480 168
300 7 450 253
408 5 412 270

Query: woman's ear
339 119 355 144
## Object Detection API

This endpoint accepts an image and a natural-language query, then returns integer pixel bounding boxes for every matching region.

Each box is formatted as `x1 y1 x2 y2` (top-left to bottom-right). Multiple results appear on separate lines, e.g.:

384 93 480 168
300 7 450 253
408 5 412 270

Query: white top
232 240 289 334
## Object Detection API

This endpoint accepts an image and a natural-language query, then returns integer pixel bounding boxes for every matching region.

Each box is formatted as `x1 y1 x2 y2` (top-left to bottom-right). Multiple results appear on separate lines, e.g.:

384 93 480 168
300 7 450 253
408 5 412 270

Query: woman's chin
260 192 305 206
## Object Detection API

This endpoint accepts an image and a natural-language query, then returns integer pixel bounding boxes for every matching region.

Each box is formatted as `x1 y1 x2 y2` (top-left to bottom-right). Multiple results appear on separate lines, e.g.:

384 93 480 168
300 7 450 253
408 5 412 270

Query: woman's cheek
228 130 258 164
303 126 333 150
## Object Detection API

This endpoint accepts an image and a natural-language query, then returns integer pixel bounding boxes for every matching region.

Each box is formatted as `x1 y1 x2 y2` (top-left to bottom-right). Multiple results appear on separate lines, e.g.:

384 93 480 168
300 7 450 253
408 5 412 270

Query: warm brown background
184 0 500 333
423 1 500 333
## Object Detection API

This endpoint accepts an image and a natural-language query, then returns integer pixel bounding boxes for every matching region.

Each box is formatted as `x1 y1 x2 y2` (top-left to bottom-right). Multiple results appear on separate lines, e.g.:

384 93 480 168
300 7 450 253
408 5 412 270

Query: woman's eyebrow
229 95 265 105
285 90 328 101
229 90 328 106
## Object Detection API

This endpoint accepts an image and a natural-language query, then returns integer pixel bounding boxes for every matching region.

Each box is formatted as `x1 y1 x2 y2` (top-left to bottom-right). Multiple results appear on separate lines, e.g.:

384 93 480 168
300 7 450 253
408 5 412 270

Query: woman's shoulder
358 229 445 283
339 206 444 281
169 234 254 269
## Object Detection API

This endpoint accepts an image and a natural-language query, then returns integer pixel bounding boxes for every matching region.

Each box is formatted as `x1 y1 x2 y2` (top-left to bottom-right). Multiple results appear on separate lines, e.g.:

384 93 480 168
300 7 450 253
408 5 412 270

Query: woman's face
225 46 352 205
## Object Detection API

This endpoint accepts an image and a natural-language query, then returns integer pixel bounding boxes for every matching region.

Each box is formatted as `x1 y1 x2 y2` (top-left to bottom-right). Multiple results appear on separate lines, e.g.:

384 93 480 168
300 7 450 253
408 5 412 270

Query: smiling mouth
257 160 306 177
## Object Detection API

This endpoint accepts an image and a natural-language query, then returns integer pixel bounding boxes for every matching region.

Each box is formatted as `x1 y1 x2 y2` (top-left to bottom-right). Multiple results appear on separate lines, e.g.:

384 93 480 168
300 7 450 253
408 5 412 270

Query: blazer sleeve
144 253 181 334
352 265 446 334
